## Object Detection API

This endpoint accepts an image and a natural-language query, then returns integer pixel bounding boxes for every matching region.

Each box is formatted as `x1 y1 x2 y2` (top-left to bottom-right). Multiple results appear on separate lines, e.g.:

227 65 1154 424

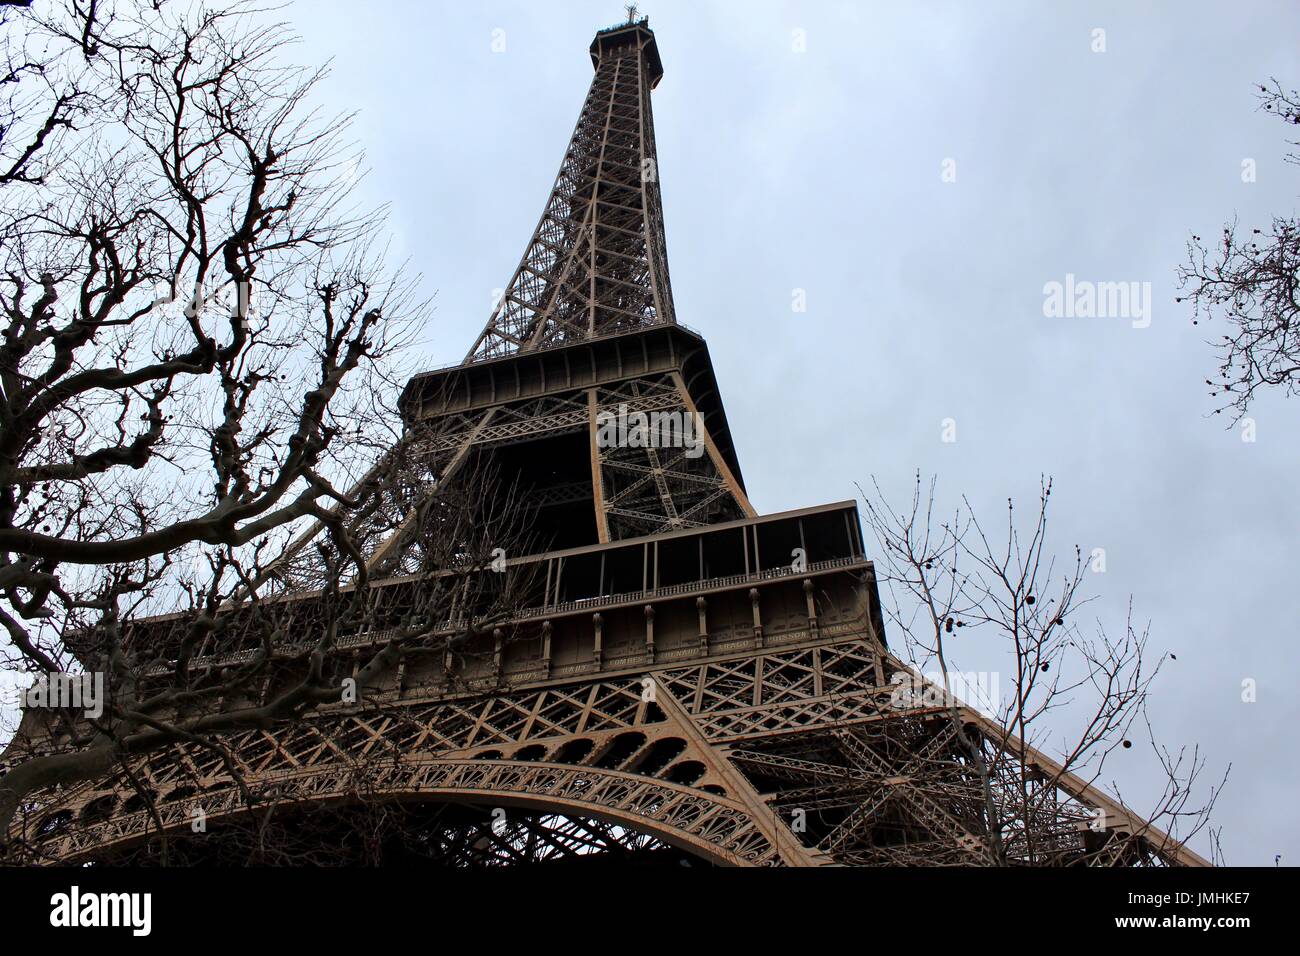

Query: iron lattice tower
6 18 1206 867
467 19 676 359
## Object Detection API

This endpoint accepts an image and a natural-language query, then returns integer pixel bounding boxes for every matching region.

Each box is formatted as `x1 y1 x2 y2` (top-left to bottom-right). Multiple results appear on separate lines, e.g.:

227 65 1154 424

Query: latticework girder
468 20 675 362
14 632 1205 867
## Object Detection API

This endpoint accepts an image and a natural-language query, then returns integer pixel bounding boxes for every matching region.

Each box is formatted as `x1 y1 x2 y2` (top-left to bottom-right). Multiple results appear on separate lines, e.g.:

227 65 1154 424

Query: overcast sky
232 0 1300 864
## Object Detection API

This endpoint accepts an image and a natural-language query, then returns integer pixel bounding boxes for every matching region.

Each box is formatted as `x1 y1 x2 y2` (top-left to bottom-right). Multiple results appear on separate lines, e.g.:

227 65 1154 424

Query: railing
145 554 866 675
524 555 861 619
407 320 706 382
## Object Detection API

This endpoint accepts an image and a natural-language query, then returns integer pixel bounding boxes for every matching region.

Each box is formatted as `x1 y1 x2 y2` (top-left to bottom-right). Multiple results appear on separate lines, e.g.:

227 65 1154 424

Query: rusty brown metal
6 18 1208 868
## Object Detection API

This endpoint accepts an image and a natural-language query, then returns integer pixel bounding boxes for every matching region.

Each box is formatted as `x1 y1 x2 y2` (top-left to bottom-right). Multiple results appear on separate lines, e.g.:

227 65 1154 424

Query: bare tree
0 0 539 858
1179 78 1300 420
3 449 541 864
859 473 1226 865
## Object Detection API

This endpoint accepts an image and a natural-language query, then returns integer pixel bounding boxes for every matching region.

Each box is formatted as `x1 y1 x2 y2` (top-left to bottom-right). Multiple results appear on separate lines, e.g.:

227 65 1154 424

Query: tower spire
466 19 673 362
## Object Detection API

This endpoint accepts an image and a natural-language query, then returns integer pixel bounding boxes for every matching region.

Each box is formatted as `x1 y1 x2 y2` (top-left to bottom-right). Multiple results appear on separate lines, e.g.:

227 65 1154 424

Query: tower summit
470 16 669 362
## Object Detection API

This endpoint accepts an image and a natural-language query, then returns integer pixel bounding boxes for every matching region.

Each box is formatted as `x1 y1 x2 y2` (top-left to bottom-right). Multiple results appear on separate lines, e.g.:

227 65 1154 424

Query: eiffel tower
6 16 1207 867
